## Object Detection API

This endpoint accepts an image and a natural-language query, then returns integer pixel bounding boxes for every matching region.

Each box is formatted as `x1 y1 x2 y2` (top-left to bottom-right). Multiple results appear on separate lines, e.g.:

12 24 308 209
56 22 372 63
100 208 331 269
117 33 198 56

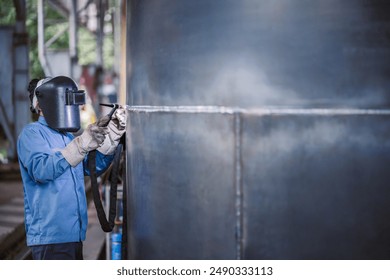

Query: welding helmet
33 76 86 132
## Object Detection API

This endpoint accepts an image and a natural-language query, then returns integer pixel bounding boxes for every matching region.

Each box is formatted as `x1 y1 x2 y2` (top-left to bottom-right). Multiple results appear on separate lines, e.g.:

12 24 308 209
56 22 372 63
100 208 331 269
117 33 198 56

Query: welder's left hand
97 107 126 155
109 107 126 136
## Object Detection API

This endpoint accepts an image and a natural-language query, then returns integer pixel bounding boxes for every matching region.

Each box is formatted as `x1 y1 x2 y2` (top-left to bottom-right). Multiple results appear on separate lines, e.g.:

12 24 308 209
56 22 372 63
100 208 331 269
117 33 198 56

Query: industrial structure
1 0 390 260
125 0 390 259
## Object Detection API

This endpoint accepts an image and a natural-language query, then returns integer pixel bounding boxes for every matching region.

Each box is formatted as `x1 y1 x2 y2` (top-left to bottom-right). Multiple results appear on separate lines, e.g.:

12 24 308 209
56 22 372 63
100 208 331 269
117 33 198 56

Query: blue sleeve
83 151 115 176
17 126 70 183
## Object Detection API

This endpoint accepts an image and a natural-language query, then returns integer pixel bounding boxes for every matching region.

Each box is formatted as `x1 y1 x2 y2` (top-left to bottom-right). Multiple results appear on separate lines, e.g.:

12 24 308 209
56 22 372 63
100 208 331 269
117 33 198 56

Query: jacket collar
38 116 49 127
38 116 70 136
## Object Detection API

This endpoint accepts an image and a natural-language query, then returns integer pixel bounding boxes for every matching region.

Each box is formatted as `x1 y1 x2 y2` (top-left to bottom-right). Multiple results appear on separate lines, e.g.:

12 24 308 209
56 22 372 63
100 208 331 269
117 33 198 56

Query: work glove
61 123 108 167
97 107 127 155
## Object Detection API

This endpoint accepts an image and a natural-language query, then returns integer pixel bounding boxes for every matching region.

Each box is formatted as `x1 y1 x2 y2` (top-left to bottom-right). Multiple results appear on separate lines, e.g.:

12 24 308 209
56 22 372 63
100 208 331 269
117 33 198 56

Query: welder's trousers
30 241 83 260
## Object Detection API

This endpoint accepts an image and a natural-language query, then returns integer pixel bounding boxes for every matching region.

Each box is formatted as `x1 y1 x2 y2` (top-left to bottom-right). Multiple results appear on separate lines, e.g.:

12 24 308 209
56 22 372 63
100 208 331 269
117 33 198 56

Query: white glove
97 108 126 155
61 123 108 166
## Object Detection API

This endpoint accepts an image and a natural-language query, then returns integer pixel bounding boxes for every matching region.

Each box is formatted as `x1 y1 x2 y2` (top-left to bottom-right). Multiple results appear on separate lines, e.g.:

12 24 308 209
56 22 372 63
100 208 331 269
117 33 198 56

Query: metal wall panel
128 0 390 108
126 0 390 259
242 115 390 259
127 113 237 259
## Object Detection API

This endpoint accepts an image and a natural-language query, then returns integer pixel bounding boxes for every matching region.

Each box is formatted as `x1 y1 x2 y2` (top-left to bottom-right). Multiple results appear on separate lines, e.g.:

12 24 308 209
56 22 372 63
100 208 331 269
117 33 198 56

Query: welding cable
88 104 122 232
88 138 123 232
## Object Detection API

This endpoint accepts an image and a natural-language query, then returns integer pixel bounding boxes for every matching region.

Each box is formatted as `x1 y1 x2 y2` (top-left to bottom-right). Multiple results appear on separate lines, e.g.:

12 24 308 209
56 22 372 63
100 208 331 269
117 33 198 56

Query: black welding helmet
33 76 86 132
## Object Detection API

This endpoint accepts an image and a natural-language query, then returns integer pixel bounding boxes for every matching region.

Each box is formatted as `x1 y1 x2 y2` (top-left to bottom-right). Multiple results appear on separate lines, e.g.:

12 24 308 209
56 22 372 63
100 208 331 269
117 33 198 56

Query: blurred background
0 0 126 260
0 0 126 163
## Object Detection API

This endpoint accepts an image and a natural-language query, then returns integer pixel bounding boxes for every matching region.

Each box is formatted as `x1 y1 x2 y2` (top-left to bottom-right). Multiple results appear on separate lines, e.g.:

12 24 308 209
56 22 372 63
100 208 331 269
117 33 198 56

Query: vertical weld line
234 113 243 260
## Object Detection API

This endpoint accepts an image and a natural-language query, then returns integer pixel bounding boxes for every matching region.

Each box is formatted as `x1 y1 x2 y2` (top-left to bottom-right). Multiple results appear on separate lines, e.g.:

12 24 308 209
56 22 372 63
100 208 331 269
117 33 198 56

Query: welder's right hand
60 123 108 167
79 124 108 152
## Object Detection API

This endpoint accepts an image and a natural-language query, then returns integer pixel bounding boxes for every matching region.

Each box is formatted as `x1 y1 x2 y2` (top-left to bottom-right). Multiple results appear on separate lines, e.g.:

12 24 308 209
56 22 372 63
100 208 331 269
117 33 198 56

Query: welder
17 76 126 260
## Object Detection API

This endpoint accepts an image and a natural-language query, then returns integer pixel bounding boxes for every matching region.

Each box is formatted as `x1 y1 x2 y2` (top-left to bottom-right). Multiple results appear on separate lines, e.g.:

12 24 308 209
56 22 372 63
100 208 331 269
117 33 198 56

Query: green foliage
0 0 15 25
1 0 115 79
104 33 114 70
26 1 44 78
79 27 97 65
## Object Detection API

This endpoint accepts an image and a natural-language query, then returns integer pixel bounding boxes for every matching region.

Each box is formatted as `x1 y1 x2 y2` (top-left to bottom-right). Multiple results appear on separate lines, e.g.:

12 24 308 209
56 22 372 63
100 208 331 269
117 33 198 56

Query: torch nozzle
97 103 121 127
100 103 119 109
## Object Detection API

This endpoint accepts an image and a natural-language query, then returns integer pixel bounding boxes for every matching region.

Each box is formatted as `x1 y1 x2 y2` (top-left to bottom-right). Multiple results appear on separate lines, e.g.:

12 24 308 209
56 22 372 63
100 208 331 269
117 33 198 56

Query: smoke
127 0 390 178
129 0 390 109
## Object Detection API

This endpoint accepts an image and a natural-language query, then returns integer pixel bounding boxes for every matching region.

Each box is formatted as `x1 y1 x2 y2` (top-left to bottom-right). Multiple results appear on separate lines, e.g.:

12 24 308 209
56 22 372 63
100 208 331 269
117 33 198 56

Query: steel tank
125 0 390 259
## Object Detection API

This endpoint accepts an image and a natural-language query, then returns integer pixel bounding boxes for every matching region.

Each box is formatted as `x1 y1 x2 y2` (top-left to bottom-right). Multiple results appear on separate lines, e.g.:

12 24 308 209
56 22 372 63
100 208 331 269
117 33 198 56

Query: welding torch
98 103 120 127
89 102 124 232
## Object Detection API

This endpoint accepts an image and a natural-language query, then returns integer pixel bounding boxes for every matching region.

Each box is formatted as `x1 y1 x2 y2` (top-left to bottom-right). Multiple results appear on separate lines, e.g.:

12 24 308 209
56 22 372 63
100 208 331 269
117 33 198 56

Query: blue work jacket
17 116 114 246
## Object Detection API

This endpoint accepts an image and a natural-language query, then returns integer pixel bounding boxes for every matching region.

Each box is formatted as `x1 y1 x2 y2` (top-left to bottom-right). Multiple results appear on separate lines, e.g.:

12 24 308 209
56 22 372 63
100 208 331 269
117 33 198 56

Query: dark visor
66 89 86 105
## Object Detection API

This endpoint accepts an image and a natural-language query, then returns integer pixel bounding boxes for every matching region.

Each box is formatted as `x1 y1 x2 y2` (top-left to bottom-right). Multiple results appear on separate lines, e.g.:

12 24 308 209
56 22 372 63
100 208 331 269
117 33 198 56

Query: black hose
88 142 123 232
